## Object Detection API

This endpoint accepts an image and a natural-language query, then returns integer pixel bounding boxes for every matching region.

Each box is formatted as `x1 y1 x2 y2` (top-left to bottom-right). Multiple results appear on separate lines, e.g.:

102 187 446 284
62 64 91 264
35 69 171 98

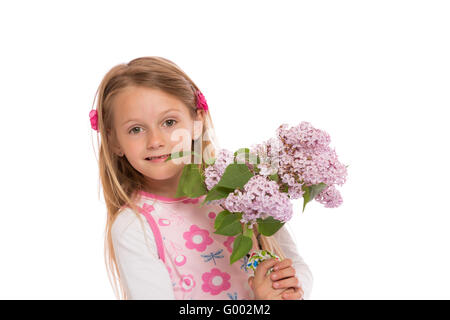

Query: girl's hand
271 258 304 300
248 258 290 300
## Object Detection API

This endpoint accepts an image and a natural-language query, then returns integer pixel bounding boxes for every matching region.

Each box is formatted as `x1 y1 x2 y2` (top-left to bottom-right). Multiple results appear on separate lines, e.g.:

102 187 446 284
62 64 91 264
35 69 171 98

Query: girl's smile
146 154 170 163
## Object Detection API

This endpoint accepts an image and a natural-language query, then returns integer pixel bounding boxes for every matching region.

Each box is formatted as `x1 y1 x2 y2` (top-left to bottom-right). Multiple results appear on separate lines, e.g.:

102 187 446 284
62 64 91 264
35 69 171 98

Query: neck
142 168 184 199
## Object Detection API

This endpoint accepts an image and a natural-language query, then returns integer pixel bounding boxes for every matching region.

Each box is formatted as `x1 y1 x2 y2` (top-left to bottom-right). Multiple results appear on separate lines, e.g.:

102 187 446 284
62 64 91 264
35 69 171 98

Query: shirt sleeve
272 223 314 300
111 209 175 300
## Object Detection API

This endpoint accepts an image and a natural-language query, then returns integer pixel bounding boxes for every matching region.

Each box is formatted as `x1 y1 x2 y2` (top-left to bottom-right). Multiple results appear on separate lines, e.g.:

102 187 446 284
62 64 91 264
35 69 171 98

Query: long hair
90 56 285 300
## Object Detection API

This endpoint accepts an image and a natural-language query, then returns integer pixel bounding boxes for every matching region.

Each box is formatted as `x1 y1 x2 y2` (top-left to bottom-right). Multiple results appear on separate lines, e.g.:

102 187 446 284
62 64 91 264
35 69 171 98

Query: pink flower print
201 268 230 295
167 240 187 266
208 211 216 219
182 198 199 204
158 218 170 226
223 236 235 253
180 274 196 292
183 225 213 252
174 254 187 266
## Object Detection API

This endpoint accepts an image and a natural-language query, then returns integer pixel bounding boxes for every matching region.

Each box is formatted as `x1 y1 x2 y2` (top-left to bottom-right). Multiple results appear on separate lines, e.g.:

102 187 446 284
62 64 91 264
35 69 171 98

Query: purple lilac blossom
223 175 293 227
250 137 283 177
314 185 343 208
276 122 331 151
204 148 235 191
251 121 347 207
204 122 347 218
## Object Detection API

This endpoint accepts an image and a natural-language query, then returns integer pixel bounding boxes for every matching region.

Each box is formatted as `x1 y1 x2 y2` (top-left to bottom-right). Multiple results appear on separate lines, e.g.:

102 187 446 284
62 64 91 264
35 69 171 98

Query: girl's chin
142 168 182 181
144 173 176 181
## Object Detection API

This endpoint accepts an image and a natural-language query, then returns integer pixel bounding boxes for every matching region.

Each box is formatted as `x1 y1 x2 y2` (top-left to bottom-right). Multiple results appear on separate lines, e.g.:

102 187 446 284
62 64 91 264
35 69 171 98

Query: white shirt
111 207 313 300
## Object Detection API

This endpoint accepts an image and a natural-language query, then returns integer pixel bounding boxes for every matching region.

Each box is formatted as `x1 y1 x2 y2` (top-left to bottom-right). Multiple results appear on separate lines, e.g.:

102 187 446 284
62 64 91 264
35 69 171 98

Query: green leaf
174 164 207 198
234 148 250 163
205 157 216 166
268 173 279 182
214 212 243 236
234 148 250 157
280 184 289 193
230 234 253 265
214 210 232 230
201 185 234 205
302 182 327 212
234 148 259 165
174 165 189 197
256 216 284 236
216 163 254 190
243 223 254 239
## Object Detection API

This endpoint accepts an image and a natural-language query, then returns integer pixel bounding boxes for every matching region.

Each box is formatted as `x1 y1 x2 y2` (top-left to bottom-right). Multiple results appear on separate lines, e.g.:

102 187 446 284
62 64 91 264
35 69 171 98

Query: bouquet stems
217 201 287 261
255 231 286 261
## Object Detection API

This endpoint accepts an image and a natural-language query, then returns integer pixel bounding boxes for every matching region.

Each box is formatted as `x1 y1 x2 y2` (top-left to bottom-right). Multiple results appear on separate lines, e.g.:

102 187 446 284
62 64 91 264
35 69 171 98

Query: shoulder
111 206 159 259
111 207 141 241
111 207 153 248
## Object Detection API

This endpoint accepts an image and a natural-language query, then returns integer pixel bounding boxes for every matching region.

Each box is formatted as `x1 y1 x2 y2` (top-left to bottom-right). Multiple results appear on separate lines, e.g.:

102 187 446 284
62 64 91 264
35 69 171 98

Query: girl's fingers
282 287 296 295
270 266 296 282
272 275 299 289
254 258 279 282
282 286 304 300
273 258 293 271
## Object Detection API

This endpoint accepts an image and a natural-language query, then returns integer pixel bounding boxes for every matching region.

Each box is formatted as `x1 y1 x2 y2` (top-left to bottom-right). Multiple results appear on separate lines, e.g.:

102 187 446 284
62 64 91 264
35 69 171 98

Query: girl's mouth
145 154 170 163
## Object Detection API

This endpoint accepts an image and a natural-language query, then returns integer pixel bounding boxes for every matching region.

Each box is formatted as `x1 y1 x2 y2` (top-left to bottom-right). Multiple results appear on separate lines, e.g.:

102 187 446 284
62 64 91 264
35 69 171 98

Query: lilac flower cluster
223 175 293 227
314 185 343 208
204 148 234 191
203 121 347 226
253 121 347 207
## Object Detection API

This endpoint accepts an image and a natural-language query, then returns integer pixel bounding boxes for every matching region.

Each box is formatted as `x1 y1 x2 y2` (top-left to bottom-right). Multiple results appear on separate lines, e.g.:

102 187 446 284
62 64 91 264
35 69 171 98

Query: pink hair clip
89 109 98 131
196 90 208 112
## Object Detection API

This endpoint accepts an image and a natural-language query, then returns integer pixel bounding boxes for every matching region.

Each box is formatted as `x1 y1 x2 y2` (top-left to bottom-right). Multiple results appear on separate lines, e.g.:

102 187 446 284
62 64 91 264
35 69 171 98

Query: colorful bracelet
246 249 281 275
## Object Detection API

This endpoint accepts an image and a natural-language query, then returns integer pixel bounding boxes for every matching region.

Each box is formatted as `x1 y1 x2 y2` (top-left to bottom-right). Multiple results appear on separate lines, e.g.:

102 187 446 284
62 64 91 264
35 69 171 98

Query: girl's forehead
113 86 190 122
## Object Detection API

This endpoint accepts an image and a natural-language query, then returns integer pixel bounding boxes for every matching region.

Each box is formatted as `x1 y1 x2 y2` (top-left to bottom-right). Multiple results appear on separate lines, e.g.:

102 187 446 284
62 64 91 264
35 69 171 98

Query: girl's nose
146 129 165 150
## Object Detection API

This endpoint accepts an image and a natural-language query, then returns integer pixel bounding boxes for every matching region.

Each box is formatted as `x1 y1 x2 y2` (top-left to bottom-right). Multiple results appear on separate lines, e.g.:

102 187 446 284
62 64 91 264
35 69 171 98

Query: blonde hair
90 56 285 300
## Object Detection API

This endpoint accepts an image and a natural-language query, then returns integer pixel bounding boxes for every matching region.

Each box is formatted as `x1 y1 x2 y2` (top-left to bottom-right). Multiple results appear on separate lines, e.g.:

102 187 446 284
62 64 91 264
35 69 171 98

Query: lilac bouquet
166 122 348 264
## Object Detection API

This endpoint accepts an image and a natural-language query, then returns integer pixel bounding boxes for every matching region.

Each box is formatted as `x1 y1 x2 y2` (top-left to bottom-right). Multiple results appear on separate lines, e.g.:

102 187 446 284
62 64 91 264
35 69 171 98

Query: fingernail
273 282 279 288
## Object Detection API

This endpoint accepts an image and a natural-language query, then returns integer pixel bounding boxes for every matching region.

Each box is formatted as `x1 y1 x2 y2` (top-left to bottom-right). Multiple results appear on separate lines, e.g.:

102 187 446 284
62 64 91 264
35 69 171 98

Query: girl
90 56 313 300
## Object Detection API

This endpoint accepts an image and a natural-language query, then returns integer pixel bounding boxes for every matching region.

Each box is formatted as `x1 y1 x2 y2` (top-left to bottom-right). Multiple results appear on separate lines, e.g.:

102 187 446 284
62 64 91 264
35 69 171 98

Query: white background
1 0 449 299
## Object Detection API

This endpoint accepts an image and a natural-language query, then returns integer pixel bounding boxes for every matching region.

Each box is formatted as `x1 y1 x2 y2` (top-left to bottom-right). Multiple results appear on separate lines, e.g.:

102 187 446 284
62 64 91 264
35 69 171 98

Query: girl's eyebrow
121 109 181 126
160 108 181 116
122 119 141 126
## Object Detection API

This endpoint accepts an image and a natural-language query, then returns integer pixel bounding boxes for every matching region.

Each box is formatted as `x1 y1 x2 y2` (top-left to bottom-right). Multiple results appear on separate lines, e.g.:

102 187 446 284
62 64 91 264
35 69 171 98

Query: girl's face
110 86 203 191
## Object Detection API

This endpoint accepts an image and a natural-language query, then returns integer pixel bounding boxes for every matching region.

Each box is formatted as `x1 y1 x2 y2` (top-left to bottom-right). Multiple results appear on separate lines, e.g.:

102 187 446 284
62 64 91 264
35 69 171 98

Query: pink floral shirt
133 190 254 300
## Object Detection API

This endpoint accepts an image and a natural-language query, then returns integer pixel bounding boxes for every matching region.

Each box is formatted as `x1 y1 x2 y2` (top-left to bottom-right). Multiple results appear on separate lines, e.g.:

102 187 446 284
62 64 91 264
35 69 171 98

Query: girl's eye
129 127 142 134
164 119 177 127
128 120 176 134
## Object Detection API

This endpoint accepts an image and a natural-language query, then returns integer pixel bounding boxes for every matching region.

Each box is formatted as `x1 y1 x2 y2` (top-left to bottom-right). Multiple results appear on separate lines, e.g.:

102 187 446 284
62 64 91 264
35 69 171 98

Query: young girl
90 56 313 300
